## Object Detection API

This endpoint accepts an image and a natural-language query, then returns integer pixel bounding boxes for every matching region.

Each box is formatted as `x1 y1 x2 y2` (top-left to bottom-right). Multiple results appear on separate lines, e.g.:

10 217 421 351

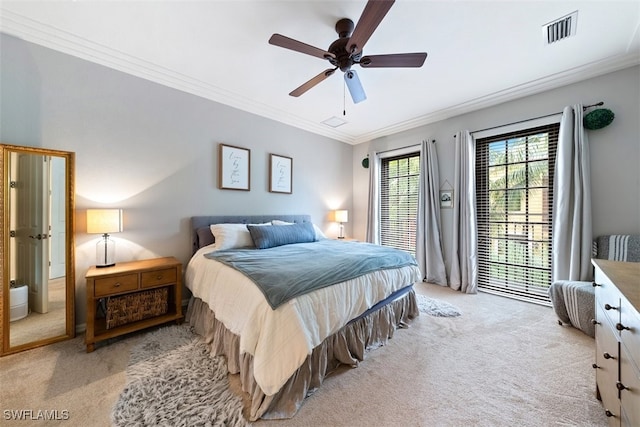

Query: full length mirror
1 143 75 356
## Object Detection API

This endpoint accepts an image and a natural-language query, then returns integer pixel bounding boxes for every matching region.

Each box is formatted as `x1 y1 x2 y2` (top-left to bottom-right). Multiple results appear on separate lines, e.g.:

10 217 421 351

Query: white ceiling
1 1 639 145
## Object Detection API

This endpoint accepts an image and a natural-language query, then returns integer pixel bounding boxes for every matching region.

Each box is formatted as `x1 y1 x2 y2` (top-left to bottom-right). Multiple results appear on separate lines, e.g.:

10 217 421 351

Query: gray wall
2 30 638 326
353 65 640 275
1 34 353 325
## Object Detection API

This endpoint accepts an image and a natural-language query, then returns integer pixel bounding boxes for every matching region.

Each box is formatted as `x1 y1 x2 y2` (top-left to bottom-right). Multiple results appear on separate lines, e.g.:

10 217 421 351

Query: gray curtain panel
365 150 380 244
450 130 478 293
416 139 447 285
552 104 593 282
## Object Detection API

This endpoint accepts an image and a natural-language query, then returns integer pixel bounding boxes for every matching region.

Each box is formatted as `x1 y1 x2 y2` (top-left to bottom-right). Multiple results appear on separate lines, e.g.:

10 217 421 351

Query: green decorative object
583 108 614 130
361 157 369 168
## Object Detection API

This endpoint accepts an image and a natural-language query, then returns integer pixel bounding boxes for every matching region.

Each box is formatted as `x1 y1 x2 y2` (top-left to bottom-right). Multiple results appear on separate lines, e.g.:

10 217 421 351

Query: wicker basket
105 287 168 329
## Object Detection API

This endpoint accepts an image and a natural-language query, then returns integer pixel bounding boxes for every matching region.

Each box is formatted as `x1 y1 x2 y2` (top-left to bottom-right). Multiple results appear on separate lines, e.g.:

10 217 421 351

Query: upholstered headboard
191 214 312 255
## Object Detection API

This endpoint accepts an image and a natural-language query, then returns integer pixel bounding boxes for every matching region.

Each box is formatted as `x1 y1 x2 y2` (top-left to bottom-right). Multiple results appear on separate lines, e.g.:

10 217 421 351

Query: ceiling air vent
543 11 578 44
322 116 347 128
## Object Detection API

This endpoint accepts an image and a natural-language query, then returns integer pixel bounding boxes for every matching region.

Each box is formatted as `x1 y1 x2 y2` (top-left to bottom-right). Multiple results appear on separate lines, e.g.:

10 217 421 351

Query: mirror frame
0 143 75 356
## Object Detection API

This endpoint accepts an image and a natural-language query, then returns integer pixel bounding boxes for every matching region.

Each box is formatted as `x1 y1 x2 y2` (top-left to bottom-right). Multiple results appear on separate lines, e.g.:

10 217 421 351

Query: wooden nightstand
85 257 183 352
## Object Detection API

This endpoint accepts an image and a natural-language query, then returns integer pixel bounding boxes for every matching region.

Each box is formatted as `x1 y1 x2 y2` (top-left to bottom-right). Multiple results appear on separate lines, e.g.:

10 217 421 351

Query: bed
185 215 421 421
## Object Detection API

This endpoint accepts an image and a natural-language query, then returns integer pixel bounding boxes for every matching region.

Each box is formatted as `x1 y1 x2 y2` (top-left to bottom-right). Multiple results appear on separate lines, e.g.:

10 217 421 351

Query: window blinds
380 152 420 256
475 123 559 304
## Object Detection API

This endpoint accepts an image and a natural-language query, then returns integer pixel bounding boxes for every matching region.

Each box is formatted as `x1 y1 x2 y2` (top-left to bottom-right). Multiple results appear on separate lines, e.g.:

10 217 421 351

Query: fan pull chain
343 81 346 116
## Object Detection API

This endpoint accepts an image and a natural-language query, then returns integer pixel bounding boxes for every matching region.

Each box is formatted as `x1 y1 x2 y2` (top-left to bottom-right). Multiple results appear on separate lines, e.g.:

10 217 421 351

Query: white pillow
313 224 327 240
271 220 327 240
209 223 268 251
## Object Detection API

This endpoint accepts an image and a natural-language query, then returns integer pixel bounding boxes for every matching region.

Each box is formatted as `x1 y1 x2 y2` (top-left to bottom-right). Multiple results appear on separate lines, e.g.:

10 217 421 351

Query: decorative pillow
197 227 215 248
247 223 316 249
209 223 269 251
272 219 327 240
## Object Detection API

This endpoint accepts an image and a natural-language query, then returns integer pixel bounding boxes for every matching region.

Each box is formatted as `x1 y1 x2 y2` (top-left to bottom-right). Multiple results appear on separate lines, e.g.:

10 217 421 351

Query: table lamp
87 209 123 268
334 209 348 239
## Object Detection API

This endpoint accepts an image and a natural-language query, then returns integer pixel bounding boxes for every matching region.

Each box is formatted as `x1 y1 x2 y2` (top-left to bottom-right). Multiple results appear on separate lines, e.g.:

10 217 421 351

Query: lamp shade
334 210 348 223
87 209 123 234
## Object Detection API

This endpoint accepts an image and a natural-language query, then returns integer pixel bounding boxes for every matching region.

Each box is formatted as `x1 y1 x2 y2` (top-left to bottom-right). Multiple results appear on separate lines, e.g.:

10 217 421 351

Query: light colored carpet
0 283 607 427
110 295 459 426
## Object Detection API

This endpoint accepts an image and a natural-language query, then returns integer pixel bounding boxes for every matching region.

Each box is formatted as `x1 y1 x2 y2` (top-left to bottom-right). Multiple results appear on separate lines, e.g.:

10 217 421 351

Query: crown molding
2 9 638 146
0 9 358 144
352 52 640 145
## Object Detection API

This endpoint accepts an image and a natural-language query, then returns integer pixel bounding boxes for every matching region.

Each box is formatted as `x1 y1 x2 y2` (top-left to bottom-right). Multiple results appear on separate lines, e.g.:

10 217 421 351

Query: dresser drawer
595 303 620 420
595 272 622 327
620 343 640 427
95 274 139 297
620 296 640 368
141 267 177 289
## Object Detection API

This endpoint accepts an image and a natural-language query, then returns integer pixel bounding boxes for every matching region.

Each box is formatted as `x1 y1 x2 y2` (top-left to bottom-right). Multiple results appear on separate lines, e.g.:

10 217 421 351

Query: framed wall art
440 189 453 209
269 153 292 194
218 143 250 191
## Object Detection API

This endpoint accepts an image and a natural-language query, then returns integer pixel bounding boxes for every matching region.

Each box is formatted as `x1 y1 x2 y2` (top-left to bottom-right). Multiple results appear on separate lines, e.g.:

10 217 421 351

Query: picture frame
440 189 453 209
218 143 250 191
269 153 292 194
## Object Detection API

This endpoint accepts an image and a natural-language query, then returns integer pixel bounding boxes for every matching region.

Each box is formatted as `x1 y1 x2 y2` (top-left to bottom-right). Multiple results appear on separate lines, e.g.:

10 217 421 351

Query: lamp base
96 263 116 268
96 234 116 268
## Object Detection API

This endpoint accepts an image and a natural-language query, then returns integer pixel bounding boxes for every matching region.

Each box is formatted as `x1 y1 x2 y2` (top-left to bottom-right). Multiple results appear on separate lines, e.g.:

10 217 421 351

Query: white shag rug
416 293 462 317
112 325 250 427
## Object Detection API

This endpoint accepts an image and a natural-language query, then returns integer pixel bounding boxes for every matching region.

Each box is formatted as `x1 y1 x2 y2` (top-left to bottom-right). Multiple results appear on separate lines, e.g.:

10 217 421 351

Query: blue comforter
205 240 417 309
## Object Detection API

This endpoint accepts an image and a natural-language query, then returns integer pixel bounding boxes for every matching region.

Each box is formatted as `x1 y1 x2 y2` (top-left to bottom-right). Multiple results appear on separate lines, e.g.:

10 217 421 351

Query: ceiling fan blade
290 68 337 97
347 0 395 55
344 70 367 104
360 52 428 68
269 34 336 60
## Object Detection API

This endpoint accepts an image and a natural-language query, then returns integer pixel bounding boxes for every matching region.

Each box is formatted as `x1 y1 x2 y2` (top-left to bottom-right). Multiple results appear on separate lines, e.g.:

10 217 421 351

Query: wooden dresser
592 259 640 426
85 257 183 352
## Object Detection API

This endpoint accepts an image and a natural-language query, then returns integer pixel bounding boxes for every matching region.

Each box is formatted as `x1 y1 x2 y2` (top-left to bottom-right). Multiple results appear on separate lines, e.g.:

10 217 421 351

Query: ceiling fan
268 0 427 104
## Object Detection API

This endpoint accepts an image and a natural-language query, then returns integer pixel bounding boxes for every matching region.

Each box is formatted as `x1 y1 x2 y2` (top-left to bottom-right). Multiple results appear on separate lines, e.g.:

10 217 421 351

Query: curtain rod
453 101 604 137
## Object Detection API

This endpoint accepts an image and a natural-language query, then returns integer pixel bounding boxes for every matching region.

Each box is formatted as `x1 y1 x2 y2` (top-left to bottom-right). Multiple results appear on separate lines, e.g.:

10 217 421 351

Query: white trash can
10 285 28 322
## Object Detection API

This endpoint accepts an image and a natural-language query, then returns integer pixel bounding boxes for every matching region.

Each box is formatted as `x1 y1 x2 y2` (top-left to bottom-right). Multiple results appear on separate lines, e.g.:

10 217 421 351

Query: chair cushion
548 281 595 337
549 234 639 338
595 235 640 262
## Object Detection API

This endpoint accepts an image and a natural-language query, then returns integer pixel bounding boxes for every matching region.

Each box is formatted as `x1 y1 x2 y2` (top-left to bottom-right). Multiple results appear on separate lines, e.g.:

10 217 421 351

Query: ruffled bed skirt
185 289 419 421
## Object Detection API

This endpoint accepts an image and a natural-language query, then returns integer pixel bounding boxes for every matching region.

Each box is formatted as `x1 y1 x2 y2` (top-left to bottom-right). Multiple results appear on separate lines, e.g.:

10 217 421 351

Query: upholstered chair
548 235 640 337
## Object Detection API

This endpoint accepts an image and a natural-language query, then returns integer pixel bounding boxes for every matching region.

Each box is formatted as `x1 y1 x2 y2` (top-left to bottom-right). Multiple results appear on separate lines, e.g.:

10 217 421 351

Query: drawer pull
604 303 618 311
616 381 628 391
592 363 599 369
603 352 616 360
114 282 121 288
592 282 601 287
615 322 630 331
605 410 615 418
591 319 600 325
156 274 163 280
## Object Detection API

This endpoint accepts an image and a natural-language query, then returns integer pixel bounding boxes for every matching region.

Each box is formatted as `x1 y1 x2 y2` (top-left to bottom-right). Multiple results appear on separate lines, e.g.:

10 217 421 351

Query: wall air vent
543 11 578 44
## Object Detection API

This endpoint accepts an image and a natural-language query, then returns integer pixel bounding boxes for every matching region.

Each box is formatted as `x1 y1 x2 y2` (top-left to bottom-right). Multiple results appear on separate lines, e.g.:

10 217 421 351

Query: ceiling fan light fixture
269 0 426 103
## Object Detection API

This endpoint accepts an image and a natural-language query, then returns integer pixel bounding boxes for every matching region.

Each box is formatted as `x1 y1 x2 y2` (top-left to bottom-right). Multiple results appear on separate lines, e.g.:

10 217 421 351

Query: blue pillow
247 223 316 249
